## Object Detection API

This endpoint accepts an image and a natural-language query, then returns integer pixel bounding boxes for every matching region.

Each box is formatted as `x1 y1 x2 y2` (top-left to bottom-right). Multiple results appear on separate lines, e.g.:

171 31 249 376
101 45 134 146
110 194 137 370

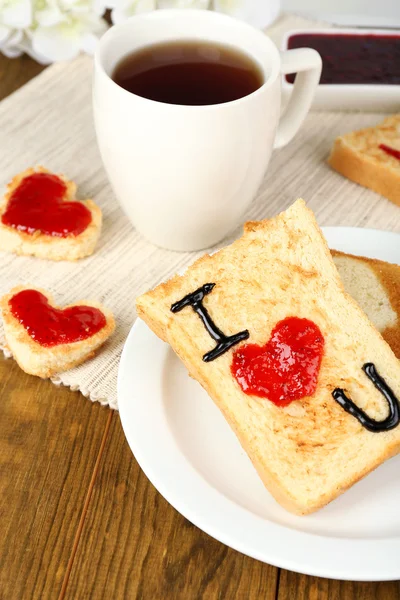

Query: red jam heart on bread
1 172 92 237
9 289 106 347
231 317 324 406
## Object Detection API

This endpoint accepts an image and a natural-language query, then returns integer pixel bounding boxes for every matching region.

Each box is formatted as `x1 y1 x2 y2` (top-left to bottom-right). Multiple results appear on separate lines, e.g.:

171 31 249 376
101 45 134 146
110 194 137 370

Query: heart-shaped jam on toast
231 317 324 406
0 168 102 260
0 287 115 378
1 171 91 237
9 289 107 346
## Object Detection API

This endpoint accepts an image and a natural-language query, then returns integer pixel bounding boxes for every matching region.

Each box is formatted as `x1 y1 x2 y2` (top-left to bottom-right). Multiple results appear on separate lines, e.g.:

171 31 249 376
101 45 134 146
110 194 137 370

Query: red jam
9 289 106 347
231 317 324 406
379 144 400 161
287 33 400 85
1 172 92 237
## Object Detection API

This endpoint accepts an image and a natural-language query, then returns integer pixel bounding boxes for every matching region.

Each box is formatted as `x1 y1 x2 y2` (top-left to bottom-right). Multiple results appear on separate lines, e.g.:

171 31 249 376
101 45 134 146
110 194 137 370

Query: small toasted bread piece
0 167 102 260
328 115 400 206
332 250 400 360
1 286 115 378
136 200 400 515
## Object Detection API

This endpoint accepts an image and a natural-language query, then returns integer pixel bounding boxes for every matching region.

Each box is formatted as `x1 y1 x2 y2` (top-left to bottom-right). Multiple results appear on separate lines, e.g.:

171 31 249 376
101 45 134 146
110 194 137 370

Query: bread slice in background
0 286 115 378
137 199 400 515
328 115 400 206
0 167 102 260
332 250 400 360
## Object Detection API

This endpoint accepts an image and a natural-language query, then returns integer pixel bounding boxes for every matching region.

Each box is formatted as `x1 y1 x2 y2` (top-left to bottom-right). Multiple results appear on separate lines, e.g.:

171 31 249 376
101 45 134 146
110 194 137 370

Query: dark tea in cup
112 40 264 106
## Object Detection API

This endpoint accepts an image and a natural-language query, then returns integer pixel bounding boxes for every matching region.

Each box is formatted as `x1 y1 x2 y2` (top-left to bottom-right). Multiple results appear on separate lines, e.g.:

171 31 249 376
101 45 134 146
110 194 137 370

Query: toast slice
332 250 400 360
0 167 102 260
136 199 400 515
0 286 115 378
328 115 400 206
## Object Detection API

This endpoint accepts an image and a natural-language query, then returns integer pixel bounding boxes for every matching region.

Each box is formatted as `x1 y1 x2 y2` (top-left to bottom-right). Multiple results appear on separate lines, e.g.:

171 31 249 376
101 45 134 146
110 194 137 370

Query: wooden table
1 54 399 600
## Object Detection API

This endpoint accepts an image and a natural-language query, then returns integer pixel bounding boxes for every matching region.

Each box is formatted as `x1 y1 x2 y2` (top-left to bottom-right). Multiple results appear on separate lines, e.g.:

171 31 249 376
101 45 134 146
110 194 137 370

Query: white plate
118 227 400 581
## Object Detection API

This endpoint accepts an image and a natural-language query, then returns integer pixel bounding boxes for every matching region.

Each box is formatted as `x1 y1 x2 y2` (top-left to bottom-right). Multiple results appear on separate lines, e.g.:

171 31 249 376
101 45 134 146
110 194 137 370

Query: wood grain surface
0 354 111 599
0 54 45 102
277 570 400 600
0 54 399 600
63 415 279 600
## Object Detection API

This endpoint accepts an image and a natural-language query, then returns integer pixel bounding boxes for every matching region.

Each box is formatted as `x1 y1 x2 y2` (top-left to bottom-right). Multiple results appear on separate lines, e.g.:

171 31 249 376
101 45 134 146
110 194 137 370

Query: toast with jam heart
332 250 400 360
0 167 102 260
328 115 400 207
136 199 400 515
0 286 115 378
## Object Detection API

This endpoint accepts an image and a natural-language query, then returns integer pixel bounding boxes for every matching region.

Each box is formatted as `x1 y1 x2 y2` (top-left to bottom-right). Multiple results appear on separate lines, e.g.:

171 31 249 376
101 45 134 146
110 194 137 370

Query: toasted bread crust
332 250 400 360
328 115 400 206
0 285 115 378
0 167 102 260
137 199 400 515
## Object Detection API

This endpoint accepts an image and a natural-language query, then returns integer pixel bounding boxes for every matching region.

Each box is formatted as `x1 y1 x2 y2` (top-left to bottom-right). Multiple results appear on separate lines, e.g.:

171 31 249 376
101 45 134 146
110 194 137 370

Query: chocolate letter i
171 283 249 362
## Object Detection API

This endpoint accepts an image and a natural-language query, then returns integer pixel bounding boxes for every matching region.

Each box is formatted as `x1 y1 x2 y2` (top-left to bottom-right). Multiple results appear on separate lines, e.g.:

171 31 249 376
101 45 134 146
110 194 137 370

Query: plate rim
118 226 400 581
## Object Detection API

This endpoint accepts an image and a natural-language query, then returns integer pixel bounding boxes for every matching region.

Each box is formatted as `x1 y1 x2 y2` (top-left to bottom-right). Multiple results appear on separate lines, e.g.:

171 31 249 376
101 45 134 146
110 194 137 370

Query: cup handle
273 48 322 149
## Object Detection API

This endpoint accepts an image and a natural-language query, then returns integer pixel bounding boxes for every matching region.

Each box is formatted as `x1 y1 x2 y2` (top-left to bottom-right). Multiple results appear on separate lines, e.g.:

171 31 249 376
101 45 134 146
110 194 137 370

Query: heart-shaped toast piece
2 171 92 237
0 167 102 260
231 317 324 406
0 286 115 378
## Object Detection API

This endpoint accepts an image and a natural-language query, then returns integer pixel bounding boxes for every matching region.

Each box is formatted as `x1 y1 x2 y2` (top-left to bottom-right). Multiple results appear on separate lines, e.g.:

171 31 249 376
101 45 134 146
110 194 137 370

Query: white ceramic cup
93 9 321 252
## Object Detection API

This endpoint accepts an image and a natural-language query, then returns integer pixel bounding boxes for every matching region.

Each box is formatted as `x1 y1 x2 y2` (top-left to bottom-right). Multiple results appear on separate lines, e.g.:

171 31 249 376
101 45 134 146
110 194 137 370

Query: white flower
108 0 209 23
31 11 108 61
156 0 209 8
0 0 30 55
214 0 280 28
0 0 109 63
0 25 10 45
0 0 278 64
34 0 64 26
213 0 240 13
109 0 279 29
109 0 156 25
0 28 24 57
1 0 33 29
60 0 107 16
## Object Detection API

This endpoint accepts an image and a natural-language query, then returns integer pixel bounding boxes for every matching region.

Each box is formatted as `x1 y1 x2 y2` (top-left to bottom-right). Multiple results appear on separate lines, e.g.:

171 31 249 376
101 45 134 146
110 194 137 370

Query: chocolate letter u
332 363 400 432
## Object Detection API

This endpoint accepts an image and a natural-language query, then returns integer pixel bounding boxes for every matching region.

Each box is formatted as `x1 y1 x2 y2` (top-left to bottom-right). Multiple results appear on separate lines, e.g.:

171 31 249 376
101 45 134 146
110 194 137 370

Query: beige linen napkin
0 14 399 409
